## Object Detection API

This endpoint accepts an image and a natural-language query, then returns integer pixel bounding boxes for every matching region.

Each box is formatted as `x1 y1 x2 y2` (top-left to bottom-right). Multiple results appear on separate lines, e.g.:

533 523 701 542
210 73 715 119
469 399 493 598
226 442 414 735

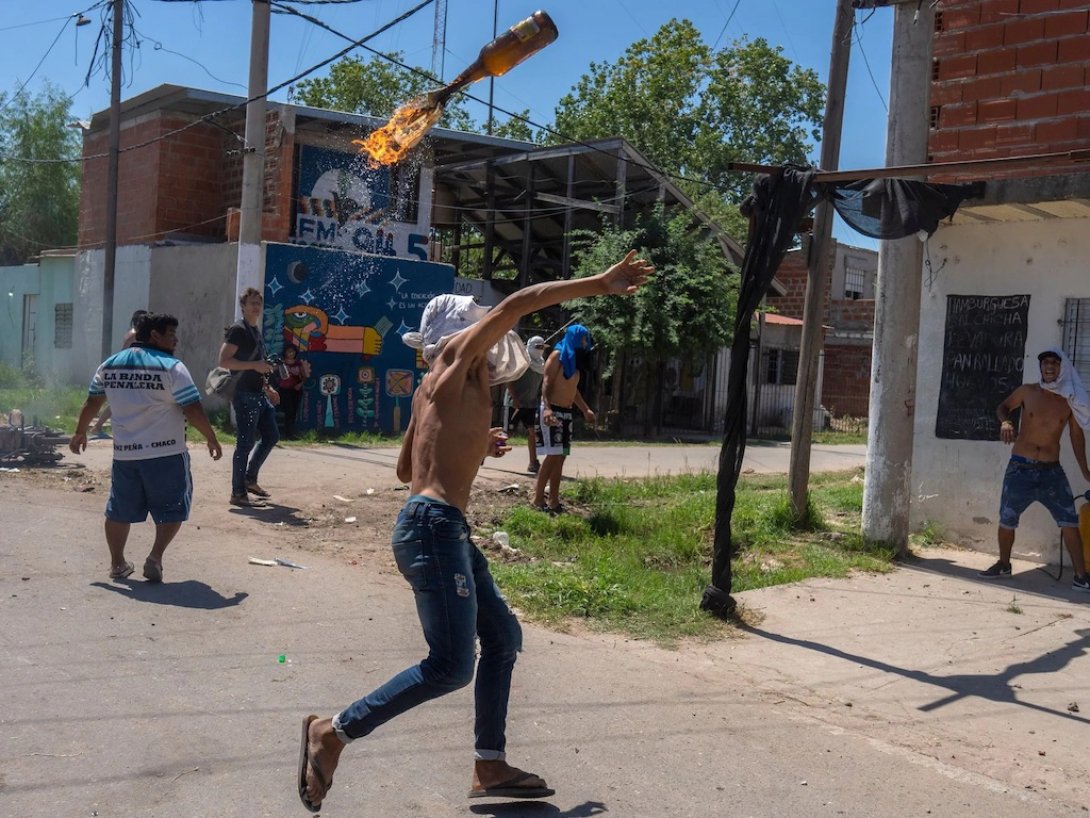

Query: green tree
552 21 824 225
490 109 540 143
290 52 475 131
565 205 737 432
0 84 81 265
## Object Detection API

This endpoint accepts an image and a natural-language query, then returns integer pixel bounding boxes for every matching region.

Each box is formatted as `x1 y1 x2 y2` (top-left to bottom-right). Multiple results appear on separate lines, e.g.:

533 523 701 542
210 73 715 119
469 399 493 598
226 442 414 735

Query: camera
266 355 289 381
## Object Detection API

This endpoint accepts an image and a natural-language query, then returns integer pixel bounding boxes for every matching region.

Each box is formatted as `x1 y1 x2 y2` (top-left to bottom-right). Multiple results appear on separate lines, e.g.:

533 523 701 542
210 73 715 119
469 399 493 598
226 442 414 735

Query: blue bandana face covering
556 324 592 379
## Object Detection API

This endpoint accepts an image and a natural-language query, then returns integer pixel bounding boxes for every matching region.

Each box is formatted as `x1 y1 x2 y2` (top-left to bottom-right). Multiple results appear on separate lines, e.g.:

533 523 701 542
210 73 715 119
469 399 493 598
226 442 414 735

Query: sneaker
978 561 1012 578
1073 574 1090 593
246 481 271 498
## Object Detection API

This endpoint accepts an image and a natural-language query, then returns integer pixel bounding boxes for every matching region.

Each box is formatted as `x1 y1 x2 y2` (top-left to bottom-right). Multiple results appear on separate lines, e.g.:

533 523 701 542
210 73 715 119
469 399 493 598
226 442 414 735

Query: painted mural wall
911 217 1090 563
291 144 433 262
263 243 453 435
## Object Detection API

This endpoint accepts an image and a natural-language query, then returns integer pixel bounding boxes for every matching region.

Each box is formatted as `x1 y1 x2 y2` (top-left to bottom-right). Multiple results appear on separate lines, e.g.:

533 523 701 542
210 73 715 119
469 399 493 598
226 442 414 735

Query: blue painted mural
263 243 454 434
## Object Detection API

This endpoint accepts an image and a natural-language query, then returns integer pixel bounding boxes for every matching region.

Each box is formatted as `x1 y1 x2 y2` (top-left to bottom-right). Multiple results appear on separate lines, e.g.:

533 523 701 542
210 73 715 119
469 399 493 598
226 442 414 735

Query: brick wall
930 0 1090 178
821 344 872 418
80 106 295 248
765 245 833 322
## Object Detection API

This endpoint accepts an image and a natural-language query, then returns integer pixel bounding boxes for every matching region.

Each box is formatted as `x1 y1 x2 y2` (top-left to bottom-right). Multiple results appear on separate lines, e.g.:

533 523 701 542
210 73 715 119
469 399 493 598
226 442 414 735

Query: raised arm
446 251 653 368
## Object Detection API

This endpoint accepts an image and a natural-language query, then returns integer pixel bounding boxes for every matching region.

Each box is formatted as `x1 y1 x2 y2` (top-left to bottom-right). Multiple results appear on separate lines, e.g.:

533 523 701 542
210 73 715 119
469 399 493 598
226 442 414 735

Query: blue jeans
998 455 1078 529
333 496 523 759
231 391 279 496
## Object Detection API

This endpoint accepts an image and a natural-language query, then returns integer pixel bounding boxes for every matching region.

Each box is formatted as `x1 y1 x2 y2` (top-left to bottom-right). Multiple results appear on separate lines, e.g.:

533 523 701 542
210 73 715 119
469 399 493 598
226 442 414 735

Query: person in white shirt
70 313 222 583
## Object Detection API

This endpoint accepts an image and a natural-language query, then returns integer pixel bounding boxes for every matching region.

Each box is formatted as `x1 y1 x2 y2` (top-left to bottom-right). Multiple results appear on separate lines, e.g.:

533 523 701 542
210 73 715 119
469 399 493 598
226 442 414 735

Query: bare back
1007 384 1071 461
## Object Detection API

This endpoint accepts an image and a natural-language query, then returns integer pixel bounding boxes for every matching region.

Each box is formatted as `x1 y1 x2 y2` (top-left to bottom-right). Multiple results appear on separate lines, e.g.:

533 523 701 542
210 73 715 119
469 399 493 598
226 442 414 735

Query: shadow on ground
90 579 248 609
470 800 608 818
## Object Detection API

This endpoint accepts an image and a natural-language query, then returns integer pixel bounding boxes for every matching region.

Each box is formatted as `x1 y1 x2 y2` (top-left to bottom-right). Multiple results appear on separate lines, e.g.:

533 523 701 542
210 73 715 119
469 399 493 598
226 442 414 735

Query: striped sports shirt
89 344 201 461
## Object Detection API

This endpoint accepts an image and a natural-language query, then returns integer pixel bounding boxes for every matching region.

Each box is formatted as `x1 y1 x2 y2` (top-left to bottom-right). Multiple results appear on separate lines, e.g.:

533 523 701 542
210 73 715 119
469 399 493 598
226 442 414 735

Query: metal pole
486 0 498 135
862 1 936 552
788 0 854 518
101 0 123 360
235 0 271 318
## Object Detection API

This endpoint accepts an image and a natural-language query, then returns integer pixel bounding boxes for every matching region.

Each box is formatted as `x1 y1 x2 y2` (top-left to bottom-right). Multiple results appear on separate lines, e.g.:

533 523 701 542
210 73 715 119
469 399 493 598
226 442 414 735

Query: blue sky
2 0 894 247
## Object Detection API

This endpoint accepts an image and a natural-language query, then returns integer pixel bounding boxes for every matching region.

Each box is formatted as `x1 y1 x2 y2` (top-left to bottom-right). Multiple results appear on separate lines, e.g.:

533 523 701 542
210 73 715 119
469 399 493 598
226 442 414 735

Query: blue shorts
106 452 192 524
998 455 1078 529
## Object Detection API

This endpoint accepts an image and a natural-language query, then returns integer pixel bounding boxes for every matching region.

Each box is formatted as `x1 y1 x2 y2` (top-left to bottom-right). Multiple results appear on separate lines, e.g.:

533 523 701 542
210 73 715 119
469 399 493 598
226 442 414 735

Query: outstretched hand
601 250 654 296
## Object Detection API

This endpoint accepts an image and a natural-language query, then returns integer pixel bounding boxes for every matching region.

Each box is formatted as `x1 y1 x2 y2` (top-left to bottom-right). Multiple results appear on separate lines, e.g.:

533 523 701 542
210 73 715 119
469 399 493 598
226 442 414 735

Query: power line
1 16 79 111
0 0 437 165
853 14 888 112
711 0 743 51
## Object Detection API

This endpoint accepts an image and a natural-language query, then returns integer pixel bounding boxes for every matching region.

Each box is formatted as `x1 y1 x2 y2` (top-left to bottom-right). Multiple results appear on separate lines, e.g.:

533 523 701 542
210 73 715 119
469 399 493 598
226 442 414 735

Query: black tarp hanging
827 178 984 239
701 167 817 617
701 169 980 619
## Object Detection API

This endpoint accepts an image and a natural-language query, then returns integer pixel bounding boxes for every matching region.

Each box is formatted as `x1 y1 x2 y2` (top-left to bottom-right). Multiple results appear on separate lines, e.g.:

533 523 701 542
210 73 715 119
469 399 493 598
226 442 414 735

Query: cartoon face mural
264 243 454 434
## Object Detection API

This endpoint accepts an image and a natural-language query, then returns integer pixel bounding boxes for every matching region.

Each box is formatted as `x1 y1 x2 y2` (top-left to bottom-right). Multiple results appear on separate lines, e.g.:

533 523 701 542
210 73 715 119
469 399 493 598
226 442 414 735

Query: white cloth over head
401 293 529 386
1039 346 1090 429
526 335 547 375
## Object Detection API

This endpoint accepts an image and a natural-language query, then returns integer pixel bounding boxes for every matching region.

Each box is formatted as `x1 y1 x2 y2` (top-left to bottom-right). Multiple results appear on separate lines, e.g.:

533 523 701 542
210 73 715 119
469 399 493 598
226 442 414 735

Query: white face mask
401 294 530 386
526 336 547 375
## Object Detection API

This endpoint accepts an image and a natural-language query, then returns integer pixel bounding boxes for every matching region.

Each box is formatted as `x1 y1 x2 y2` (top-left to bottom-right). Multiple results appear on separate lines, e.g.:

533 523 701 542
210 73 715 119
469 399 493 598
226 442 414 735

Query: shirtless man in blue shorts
981 347 1090 591
297 251 653 813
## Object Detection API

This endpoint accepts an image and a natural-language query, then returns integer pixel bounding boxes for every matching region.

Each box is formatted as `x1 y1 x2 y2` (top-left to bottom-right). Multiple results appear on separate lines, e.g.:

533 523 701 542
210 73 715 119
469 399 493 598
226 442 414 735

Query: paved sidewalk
4 441 1090 817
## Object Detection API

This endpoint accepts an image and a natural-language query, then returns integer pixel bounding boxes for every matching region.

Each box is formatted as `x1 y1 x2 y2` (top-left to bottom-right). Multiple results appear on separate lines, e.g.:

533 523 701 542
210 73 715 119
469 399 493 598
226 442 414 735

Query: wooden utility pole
235 0 271 315
101 0 123 360
862 1 935 551
788 0 854 517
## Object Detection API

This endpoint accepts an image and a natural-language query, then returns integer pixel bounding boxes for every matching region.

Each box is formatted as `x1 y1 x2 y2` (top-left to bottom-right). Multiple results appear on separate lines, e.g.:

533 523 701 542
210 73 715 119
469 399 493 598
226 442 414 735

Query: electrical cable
0 0 436 165
133 26 248 89
853 13 888 112
1 17 77 111
711 0 742 51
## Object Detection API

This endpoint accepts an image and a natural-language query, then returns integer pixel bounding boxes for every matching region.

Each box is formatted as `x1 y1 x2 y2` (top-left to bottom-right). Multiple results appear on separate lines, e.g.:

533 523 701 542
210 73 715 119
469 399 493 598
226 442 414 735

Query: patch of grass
1006 596 1023 615
490 468 893 645
0 385 87 432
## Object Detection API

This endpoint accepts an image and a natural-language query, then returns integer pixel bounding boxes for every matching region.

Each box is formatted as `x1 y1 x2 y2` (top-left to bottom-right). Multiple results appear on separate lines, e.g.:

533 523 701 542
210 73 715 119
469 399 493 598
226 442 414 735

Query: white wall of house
911 217 1090 563
73 246 153 385
149 243 240 396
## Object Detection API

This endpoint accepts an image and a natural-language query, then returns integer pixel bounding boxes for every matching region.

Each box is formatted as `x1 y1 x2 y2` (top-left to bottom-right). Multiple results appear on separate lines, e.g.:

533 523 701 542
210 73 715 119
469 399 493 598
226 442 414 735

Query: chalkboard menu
935 294 1030 440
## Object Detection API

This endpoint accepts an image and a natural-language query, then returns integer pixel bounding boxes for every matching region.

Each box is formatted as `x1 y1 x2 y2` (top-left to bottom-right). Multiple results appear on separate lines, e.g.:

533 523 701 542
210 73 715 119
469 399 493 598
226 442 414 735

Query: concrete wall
72 246 153 386
148 243 240 398
911 216 1090 563
0 257 75 383
0 263 39 371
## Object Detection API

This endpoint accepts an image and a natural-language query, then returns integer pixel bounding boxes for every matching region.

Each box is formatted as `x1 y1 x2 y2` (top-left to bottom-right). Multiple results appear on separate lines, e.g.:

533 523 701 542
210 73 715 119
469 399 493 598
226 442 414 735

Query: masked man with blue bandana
531 323 595 514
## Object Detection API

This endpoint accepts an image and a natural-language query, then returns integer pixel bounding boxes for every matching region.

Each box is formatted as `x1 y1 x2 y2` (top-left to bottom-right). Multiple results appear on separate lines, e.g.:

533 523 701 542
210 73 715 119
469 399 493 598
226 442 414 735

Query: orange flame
354 98 443 167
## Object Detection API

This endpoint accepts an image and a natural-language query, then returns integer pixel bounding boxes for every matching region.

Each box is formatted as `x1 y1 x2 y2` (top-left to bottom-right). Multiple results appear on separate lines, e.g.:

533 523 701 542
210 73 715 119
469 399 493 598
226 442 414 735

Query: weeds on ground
487 468 893 645
1006 596 1023 615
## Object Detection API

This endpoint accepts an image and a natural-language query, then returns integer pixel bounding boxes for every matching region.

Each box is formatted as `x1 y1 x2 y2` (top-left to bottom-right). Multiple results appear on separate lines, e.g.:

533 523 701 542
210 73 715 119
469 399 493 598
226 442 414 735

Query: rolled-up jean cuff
331 712 355 745
474 749 505 761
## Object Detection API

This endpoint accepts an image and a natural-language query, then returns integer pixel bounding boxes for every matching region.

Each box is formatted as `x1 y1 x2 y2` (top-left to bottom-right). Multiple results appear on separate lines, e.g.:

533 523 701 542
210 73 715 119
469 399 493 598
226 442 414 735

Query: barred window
765 348 799 386
844 264 867 300
54 303 73 349
1063 298 1090 383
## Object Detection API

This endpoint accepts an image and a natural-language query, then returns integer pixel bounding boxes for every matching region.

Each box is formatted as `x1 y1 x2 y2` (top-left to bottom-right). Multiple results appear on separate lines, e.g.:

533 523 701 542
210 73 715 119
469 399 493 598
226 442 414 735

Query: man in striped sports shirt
70 313 222 583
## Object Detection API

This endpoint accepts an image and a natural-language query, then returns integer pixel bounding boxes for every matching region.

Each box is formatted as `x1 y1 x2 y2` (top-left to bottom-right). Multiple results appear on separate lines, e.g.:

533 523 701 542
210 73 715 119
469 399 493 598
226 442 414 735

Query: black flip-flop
468 771 556 799
298 715 332 813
